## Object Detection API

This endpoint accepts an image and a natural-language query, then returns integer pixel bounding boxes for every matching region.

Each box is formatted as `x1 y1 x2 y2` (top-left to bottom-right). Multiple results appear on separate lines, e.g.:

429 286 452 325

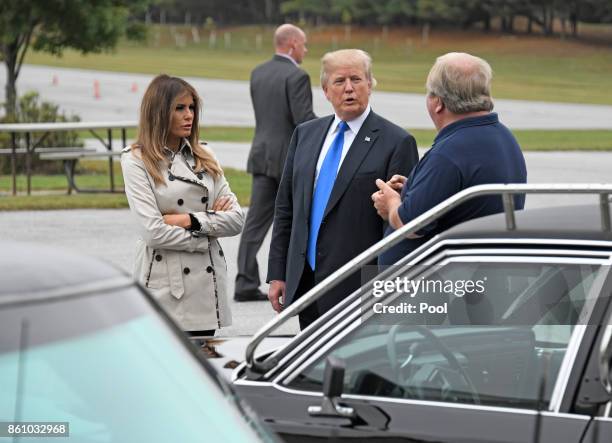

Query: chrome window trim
441 256 609 265
550 260 612 412
442 248 612 259
263 297 363 378
548 325 587 412
265 380 591 419
252 298 363 381
274 254 611 414
406 238 612 268
275 306 363 383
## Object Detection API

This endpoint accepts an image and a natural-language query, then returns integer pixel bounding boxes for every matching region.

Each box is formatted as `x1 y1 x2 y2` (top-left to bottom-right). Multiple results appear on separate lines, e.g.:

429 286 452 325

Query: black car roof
438 204 612 243
0 241 132 303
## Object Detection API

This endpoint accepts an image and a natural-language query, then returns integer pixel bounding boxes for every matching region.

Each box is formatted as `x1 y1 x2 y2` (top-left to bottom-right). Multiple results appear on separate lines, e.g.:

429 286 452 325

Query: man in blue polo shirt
373 52 527 265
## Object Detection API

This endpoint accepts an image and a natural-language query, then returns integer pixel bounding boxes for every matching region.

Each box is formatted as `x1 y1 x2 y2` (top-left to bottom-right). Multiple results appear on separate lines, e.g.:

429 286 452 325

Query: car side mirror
308 356 355 418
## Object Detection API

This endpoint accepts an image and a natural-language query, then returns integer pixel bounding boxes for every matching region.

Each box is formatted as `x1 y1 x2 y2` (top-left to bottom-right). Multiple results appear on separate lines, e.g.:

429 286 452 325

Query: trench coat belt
167 254 185 299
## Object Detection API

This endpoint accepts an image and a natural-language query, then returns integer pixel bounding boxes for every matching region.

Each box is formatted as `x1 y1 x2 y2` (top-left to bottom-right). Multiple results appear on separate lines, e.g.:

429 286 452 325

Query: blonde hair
135 74 222 185
320 49 377 88
426 52 494 114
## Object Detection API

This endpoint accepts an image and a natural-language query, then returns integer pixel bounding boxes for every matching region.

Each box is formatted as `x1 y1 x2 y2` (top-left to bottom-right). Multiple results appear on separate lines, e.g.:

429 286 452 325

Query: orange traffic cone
93 80 101 99
52 75 58 86
130 82 138 93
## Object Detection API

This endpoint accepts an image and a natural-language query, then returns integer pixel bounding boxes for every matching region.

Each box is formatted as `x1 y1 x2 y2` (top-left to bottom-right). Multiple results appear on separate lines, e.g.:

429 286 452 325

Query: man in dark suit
267 49 419 328
235 24 316 302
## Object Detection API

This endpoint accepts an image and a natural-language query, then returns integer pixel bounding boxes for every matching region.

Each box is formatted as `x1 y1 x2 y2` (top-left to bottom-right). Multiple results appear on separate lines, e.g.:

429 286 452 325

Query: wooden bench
38 149 123 194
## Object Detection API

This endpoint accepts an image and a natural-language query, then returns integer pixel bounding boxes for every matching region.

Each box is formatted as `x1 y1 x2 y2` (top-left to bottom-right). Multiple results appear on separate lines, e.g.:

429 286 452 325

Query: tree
0 0 150 119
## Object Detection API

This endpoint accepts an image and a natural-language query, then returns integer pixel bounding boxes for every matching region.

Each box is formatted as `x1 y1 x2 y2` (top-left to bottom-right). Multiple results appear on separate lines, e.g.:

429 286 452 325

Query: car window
0 287 270 443
286 260 604 410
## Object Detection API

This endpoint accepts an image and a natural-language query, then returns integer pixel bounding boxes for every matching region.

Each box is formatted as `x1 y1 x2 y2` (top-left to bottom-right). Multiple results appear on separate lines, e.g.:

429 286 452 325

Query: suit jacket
267 111 419 312
247 55 316 181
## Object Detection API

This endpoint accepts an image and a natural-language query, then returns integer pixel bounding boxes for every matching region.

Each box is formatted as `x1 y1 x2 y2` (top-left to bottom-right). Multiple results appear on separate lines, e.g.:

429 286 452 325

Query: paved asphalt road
2 150 611 336
3 65 612 129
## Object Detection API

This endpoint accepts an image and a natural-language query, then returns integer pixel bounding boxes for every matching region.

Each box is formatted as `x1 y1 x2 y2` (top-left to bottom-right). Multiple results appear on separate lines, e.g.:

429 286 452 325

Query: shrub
1 91 82 174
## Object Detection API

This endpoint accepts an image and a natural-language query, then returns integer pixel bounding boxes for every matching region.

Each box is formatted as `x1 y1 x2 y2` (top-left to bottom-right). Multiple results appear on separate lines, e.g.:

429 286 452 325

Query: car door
242 252 612 442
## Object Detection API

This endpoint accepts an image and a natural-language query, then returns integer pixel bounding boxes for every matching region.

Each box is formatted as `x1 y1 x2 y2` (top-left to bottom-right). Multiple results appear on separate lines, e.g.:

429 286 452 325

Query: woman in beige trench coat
121 74 244 336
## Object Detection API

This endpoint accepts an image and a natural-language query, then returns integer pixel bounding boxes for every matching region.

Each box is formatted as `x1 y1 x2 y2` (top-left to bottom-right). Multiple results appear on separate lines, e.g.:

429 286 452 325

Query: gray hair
426 52 494 114
320 49 377 88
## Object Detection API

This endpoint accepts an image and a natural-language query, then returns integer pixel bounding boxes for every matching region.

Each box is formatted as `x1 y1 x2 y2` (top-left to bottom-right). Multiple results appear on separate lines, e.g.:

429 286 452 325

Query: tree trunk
3 51 18 119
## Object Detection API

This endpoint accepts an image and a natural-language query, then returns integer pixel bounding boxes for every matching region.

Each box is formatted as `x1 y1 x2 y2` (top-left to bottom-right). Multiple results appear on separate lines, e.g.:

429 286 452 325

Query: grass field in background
410 129 612 151
78 126 612 150
25 24 612 105
0 166 252 210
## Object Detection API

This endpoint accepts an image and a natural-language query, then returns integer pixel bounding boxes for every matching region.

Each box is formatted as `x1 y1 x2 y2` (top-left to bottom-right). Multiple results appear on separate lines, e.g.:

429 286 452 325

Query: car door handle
308 397 355 418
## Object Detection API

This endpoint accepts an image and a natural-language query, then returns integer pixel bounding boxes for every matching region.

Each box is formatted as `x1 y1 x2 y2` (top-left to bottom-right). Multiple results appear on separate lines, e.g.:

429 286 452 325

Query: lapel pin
365 136 371 142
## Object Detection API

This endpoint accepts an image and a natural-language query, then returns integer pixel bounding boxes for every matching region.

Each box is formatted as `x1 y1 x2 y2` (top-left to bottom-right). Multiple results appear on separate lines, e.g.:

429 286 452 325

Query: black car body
232 184 612 443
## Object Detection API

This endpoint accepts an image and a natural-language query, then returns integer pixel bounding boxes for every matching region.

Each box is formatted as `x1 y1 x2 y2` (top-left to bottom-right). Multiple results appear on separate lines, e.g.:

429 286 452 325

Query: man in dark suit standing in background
235 24 316 302
267 49 419 328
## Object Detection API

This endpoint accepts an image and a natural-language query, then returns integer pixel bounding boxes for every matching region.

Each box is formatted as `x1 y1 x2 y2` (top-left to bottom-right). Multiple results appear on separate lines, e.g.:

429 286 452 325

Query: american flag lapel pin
365 136 371 142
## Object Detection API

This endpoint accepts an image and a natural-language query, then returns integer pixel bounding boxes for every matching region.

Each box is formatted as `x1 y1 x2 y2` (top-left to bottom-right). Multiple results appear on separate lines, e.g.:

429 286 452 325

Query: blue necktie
307 121 349 270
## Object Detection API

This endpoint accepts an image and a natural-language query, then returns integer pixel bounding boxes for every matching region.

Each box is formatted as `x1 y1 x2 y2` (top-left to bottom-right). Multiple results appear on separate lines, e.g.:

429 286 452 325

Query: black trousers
235 174 278 294
295 264 320 330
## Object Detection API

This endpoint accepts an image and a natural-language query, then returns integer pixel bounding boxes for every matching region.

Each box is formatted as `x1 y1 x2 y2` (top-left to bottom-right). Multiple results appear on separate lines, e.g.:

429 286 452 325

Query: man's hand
162 213 191 228
268 280 286 313
372 179 402 223
386 174 407 192
212 195 233 212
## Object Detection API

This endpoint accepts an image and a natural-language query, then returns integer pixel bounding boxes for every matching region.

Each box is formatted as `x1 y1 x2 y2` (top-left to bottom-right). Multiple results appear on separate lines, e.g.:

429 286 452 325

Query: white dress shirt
275 52 298 66
314 105 371 187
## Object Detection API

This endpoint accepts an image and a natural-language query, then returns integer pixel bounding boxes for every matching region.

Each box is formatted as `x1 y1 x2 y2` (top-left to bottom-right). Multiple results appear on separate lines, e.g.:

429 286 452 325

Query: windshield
0 287 269 443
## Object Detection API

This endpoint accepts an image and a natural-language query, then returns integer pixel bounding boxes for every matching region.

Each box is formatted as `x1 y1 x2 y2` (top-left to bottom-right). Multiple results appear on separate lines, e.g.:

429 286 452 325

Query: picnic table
0 121 137 195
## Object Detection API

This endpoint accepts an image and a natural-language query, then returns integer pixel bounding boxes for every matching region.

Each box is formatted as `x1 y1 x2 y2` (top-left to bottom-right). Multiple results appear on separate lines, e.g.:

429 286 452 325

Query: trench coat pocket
146 251 169 290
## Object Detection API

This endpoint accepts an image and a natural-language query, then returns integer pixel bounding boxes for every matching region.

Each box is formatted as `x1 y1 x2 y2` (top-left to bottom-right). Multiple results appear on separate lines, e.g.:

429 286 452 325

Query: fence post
107 128 115 192
11 132 17 196
25 132 32 196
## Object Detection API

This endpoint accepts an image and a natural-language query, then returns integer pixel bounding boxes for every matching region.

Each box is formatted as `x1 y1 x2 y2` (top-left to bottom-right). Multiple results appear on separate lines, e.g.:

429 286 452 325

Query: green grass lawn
78 125 612 150
409 129 612 150
76 126 255 142
25 24 612 105
0 166 252 210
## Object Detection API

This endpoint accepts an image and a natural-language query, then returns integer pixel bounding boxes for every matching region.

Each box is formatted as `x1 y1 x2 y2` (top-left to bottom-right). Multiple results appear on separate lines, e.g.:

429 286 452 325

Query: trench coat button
201 196 208 204
219 249 224 257
197 173 203 179
183 267 190 275
168 174 175 181
206 266 213 273
155 254 162 262
177 198 184 206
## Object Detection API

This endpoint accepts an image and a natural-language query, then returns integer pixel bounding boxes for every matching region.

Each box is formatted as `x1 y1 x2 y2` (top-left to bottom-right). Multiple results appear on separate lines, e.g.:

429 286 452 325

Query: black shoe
234 289 268 302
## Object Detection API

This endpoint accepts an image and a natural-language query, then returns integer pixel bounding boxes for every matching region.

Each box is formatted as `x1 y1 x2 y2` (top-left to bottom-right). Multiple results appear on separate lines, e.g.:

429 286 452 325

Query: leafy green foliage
1 0 151 116
0 91 81 174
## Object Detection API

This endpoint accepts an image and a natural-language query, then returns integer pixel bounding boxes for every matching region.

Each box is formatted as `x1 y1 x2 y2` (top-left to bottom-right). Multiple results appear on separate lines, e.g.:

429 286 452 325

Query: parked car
0 241 276 443
232 184 612 443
